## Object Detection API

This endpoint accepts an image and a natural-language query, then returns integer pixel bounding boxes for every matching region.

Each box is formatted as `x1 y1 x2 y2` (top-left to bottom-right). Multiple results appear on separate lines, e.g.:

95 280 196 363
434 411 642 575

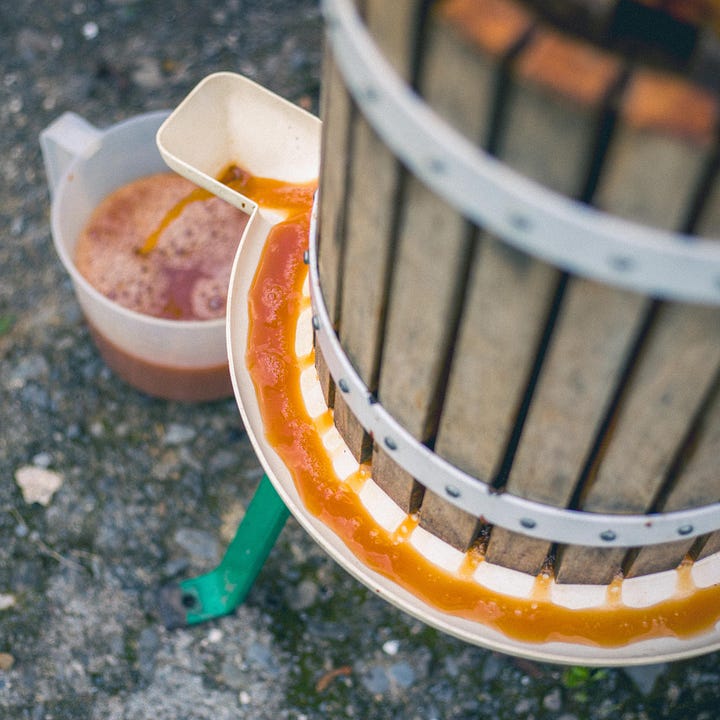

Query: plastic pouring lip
156 71 321 215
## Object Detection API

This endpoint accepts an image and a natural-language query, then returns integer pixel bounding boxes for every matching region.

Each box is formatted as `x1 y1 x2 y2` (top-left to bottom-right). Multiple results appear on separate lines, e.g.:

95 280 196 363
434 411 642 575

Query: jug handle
40 112 103 199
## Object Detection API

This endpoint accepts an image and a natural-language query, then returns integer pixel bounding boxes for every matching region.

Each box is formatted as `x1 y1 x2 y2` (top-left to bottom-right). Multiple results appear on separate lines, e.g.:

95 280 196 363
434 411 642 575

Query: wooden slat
594 69 717 229
556 70 719 583
557 304 720 583
326 0 422 463
627 380 720 576
428 0 535 142
425 239 557 548
363 0 420 75
697 524 720 561
629 156 720 574
482 29 624 573
417 0 537 545
373 181 470 510
316 52 353 405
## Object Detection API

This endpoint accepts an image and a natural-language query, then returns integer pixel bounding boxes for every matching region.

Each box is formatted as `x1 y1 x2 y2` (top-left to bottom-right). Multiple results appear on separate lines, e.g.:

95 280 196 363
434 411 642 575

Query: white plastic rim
42 110 228 368
226 201 720 666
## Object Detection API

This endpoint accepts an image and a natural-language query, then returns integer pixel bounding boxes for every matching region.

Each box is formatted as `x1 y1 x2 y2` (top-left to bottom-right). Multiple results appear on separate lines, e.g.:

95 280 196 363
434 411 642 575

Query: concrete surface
2 1 720 718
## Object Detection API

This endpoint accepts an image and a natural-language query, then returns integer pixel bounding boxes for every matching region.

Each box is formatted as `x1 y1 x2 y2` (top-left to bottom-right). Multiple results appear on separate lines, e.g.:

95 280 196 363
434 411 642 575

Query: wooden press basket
312 0 720 586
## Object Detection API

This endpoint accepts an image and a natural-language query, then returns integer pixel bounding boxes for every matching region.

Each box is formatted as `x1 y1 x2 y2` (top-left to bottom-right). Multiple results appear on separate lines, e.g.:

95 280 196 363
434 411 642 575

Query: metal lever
158 474 289 628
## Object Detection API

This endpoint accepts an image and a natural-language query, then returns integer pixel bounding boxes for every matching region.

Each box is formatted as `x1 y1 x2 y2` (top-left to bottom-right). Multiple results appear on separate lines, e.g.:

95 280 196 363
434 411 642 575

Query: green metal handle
160 474 289 627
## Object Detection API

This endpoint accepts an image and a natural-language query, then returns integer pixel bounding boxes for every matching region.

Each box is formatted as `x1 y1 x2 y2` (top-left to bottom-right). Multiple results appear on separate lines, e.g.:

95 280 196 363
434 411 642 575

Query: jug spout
40 112 103 198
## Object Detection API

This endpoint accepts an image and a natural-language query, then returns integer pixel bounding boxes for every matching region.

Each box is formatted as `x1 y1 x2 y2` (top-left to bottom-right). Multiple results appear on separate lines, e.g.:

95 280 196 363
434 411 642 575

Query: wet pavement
2 1 720 718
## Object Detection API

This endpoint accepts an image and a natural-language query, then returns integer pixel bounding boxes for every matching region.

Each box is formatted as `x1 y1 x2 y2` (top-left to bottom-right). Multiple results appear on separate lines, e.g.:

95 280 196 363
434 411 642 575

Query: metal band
321 0 720 306
308 195 720 547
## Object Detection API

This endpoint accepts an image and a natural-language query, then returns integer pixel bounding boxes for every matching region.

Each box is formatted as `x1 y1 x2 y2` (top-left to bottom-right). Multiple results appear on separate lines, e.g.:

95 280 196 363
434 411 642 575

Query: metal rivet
338 378 350 393
427 157 446 175
364 86 379 102
677 524 694 536
384 436 397 451
312 315 321 330
608 255 635 272
303 250 310 264
600 530 616 542
181 593 198 610
508 213 532 232
445 485 461 499
520 518 537 530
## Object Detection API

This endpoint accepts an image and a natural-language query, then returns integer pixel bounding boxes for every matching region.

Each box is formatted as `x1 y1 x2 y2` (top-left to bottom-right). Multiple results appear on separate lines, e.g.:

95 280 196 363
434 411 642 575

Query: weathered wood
363 0 420 76
627 379 720 576
594 69 717 229
556 303 720 583
427 0 535 143
427 238 557 551
483 29 624 573
374 181 471 506
314 332 335 410
416 0 537 548
316 52 352 405
339 118 399 391
334 0 422 470
333 390 372 463
556 70 719 583
697 526 720 561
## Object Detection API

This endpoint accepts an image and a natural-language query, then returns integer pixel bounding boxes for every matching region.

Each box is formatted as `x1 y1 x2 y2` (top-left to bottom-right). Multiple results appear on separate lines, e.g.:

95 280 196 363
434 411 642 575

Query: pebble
543 687 563 712
207 629 223 644
0 653 14 671
173 528 219 562
388 661 415 689
15 465 63 506
0 594 16 611
246 642 278 673
164 423 196 445
132 57 164 89
9 355 49 386
382 639 400 656
32 451 52 468
287 579 318 611
82 21 99 40
361 665 390 696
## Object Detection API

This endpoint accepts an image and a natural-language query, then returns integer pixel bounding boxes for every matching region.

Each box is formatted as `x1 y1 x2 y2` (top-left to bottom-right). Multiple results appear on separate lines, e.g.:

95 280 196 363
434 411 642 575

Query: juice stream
242 172 720 648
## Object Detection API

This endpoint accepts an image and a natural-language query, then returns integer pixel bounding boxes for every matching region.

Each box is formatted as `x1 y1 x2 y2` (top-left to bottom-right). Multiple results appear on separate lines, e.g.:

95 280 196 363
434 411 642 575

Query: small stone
388 661 414 688
82 21 99 39
239 690 251 705
0 594 16 611
163 423 196 445
0 653 14 671
173 528 219 562
543 687 562 712
361 665 390 695
15 465 63 506
32 451 52 468
10 355 49 385
207 628 223 643
132 57 164 89
382 639 400 656
287 579 318 611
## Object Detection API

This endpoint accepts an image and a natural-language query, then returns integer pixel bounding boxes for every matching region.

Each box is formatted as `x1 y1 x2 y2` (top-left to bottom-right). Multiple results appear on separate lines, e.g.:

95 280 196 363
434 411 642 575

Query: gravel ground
3 1 720 718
